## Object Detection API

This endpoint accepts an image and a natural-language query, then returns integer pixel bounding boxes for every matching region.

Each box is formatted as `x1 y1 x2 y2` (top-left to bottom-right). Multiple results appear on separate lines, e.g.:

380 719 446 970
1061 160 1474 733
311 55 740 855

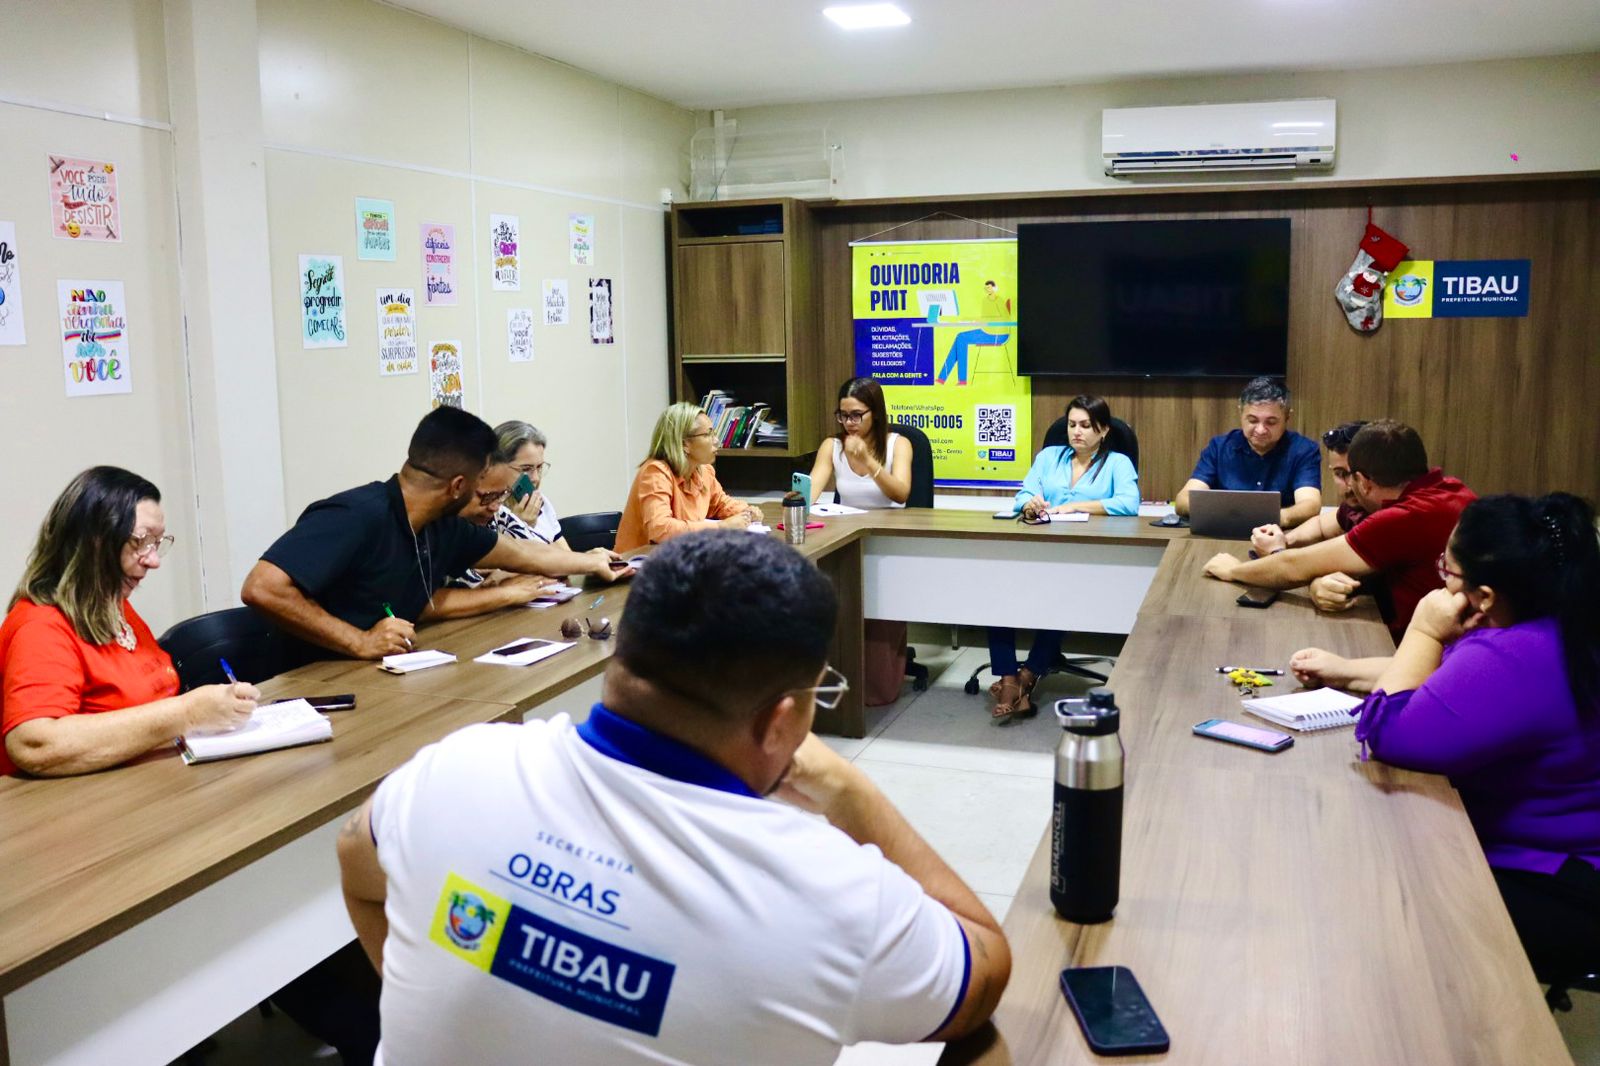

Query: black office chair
560 511 623 553
158 607 284 691
1546 972 1600 1013
890 422 935 690
962 415 1142 694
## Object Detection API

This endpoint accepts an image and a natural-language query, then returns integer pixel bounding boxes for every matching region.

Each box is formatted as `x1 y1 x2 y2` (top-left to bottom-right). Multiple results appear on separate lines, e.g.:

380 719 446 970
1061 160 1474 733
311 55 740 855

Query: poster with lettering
507 308 534 362
568 214 594 266
355 198 396 261
491 214 520 291
589 278 614 344
298 254 348 348
57 280 132 397
0 222 26 346
377 288 418 375
420 222 458 305
429 340 464 408
48 156 120 242
542 279 569 325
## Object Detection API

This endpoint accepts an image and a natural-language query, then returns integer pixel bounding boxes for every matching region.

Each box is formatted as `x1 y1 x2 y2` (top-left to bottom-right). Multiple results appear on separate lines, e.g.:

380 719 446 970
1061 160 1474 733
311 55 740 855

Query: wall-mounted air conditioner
1102 99 1336 177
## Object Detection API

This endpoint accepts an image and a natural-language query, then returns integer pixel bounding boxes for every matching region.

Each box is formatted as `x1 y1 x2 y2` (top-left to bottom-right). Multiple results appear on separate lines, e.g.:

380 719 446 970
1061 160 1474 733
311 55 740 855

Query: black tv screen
1017 219 1290 378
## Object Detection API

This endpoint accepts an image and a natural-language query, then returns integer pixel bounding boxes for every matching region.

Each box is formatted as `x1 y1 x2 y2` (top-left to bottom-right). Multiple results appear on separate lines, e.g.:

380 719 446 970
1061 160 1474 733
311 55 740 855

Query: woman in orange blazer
615 403 758 553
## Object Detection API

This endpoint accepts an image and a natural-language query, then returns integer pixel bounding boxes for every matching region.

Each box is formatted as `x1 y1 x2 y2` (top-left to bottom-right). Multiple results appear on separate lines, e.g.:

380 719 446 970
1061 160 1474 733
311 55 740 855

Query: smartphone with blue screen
1059 966 1170 1056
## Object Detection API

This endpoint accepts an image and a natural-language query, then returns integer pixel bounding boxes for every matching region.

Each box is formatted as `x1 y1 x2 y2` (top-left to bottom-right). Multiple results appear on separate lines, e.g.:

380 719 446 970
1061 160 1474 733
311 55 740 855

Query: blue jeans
937 329 1009 384
987 627 1063 678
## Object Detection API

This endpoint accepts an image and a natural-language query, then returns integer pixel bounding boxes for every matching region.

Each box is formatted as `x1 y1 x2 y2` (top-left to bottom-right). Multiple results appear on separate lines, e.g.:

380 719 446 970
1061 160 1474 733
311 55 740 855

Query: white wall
716 54 1600 199
258 0 693 519
0 1 202 635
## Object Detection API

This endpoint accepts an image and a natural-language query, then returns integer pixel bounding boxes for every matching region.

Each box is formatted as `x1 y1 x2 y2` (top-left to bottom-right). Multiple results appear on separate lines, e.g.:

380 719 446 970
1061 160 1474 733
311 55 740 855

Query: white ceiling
387 0 1600 109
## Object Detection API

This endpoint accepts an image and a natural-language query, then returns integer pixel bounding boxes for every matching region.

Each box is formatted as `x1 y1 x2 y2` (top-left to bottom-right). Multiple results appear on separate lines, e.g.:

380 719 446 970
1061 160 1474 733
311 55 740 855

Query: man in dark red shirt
1204 420 1477 639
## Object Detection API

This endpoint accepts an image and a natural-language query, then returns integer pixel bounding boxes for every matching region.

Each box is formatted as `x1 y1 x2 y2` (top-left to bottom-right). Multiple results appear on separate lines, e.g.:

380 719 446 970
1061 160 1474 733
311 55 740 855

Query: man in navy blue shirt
1174 376 1323 529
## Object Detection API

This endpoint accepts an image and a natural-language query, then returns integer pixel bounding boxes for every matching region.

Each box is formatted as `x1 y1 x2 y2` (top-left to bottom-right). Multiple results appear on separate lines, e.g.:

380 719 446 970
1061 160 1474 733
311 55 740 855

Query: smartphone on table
1193 717 1293 753
266 694 357 711
1236 586 1279 608
1059 965 1170 1056
492 638 557 658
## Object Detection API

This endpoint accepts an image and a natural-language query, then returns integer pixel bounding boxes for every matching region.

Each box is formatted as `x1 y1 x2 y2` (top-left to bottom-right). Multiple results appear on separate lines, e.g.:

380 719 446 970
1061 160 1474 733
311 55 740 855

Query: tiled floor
180 642 1600 1065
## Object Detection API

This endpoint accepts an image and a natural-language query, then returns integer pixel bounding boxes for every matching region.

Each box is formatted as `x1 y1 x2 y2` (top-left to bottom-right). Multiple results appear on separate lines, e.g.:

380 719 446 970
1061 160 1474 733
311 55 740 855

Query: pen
1215 666 1285 675
590 595 605 608
219 658 238 684
383 603 396 618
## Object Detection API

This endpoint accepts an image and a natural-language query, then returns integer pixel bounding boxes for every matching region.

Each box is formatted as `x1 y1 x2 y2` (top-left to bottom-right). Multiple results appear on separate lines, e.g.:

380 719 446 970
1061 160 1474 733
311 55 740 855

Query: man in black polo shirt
243 407 628 661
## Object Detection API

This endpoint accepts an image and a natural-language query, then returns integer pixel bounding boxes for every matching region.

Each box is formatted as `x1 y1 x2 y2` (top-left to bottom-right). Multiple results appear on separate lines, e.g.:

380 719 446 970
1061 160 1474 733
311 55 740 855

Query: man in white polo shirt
336 531 1010 1065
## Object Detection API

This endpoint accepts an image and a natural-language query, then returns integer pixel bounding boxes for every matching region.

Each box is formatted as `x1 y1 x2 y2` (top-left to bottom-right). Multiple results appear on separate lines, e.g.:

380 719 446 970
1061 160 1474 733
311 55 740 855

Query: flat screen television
1017 218 1290 378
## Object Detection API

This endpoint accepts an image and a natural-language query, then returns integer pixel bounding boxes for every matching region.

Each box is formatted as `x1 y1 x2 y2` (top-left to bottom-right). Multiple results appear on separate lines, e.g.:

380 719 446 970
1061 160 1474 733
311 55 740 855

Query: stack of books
700 391 776 449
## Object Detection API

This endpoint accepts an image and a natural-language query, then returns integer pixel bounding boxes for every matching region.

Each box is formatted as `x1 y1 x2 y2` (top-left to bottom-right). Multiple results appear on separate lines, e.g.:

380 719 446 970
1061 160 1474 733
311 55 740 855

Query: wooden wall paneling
808 178 1600 503
785 199 823 449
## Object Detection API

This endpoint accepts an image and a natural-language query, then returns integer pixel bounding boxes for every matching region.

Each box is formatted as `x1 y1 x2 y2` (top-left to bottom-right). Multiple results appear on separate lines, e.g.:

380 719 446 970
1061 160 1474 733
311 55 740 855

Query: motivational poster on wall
568 214 594 266
48 156 120 242
420 222 458 305
355 198 396 261
588 278 614 345
298 254 348 349
429 340 464 408
0 222 26 346
57 279 132 397
507 308 534 363
491 214 520 291
377 288 418 375
542 279 569 325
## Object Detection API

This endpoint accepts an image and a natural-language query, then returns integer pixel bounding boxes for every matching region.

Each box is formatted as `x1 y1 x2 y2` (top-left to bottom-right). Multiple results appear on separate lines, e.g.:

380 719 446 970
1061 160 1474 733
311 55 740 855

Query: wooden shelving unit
669 198 821 460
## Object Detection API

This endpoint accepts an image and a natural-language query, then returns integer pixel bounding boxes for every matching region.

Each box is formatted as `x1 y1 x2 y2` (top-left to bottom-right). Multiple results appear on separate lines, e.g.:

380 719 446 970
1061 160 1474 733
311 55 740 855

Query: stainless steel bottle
782 491 807 545
1051 687 1124 923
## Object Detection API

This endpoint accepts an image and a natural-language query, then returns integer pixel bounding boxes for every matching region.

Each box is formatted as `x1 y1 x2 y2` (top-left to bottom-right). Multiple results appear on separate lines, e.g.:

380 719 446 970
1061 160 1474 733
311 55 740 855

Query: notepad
525 583 582 608
379 649 457 674
811 502 866 517
473 637 575 668
179 699 333 764
1242 688 1363 732
747 523 772 535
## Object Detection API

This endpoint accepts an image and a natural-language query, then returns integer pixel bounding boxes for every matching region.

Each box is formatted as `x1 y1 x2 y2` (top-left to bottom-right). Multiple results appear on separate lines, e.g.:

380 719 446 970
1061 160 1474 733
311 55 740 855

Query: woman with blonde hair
1 466 258 776
615 403 757 553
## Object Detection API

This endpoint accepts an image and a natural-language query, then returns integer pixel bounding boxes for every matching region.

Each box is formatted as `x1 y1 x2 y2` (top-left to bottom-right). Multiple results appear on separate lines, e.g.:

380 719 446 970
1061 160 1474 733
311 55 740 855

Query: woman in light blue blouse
989 395 1139 723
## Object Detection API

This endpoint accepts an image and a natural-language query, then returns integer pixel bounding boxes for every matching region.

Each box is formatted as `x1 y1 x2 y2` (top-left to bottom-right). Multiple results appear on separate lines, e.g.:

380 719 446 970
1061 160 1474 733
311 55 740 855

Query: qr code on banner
976 405 1015 446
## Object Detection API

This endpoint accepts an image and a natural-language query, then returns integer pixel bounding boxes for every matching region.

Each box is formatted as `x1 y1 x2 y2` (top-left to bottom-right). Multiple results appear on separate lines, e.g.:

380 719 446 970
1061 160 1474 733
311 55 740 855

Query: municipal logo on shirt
431 874 677 1036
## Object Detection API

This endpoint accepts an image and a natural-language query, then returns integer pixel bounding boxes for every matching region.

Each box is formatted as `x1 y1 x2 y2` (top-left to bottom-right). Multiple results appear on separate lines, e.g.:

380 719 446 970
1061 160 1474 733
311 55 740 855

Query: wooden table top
0 511 1566 1065
941 545 1572 1064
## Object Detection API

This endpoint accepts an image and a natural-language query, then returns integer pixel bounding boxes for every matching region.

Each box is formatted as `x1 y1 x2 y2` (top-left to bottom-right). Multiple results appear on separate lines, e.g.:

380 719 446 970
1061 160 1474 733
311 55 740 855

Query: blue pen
590 594 605 609
219 658 239 685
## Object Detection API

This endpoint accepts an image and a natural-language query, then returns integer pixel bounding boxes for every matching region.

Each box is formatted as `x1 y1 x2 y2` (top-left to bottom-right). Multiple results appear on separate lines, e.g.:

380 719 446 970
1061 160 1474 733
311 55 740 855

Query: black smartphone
493 638 556 657
1237 587 1279 608
267 694 357 711
608 558 632 570
1193 717 1294 753
1059 966 1170 1056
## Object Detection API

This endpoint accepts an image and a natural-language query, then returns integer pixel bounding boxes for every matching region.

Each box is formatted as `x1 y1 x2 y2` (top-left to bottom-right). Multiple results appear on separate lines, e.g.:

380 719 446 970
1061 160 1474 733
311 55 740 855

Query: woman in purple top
1355 492 1600 983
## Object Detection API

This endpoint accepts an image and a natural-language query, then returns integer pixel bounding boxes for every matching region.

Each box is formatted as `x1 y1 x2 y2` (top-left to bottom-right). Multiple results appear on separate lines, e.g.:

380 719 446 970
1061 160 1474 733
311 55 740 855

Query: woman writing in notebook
989 396 1139 723
805 376 914 705
1355 493 1600 982
615 403 758 553
0 467 258 776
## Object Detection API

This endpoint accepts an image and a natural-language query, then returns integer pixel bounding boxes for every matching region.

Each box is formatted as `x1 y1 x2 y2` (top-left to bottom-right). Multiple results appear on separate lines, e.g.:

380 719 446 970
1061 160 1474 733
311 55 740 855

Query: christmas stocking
1334 218 1409 333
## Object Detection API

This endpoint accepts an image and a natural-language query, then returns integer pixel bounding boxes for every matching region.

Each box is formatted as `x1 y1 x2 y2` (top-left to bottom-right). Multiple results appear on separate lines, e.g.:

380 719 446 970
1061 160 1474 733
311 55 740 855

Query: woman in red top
1 467 258 776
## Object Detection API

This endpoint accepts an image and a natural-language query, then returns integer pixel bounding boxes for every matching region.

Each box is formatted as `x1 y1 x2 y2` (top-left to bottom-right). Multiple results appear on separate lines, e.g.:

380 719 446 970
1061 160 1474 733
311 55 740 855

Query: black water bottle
1050 687 1124 923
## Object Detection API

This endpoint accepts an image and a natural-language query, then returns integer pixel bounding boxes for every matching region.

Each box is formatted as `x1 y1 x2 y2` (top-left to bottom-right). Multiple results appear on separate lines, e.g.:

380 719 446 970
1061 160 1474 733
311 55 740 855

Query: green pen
383 603 396 618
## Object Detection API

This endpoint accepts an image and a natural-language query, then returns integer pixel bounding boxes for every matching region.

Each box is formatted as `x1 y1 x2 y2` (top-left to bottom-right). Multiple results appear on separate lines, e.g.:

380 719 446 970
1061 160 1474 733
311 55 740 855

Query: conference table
0 510 1573 1066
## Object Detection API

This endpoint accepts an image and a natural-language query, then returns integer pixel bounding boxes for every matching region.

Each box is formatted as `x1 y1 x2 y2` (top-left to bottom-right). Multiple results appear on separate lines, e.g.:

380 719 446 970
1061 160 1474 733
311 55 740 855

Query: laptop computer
1188 489 1281 540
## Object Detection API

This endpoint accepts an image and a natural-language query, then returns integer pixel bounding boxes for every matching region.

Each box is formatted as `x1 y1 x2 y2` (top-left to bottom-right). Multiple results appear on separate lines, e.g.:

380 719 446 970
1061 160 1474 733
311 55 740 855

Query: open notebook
179 698 333 764
1243 688 1364 732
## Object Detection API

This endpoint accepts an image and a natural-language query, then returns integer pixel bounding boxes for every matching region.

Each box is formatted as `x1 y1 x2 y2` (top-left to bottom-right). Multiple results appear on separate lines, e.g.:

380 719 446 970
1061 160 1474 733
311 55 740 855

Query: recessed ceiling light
824 4 911 30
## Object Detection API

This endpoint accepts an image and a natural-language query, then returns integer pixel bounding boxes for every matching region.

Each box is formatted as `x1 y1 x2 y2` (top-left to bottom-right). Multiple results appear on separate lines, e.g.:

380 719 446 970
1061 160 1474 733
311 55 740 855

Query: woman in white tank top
804 378 915 704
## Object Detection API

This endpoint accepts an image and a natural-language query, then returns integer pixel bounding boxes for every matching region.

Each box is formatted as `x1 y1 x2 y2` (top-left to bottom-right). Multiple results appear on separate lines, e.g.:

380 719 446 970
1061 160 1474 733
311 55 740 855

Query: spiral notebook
1242 688 1363 732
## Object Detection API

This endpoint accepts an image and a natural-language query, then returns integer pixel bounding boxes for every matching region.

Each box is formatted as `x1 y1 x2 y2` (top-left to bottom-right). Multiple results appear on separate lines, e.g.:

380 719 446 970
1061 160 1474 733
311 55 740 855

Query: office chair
559 511 623 553
1545 972 1600 1013
891 421 936 689
158 607 284 691
962 414 1141 694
